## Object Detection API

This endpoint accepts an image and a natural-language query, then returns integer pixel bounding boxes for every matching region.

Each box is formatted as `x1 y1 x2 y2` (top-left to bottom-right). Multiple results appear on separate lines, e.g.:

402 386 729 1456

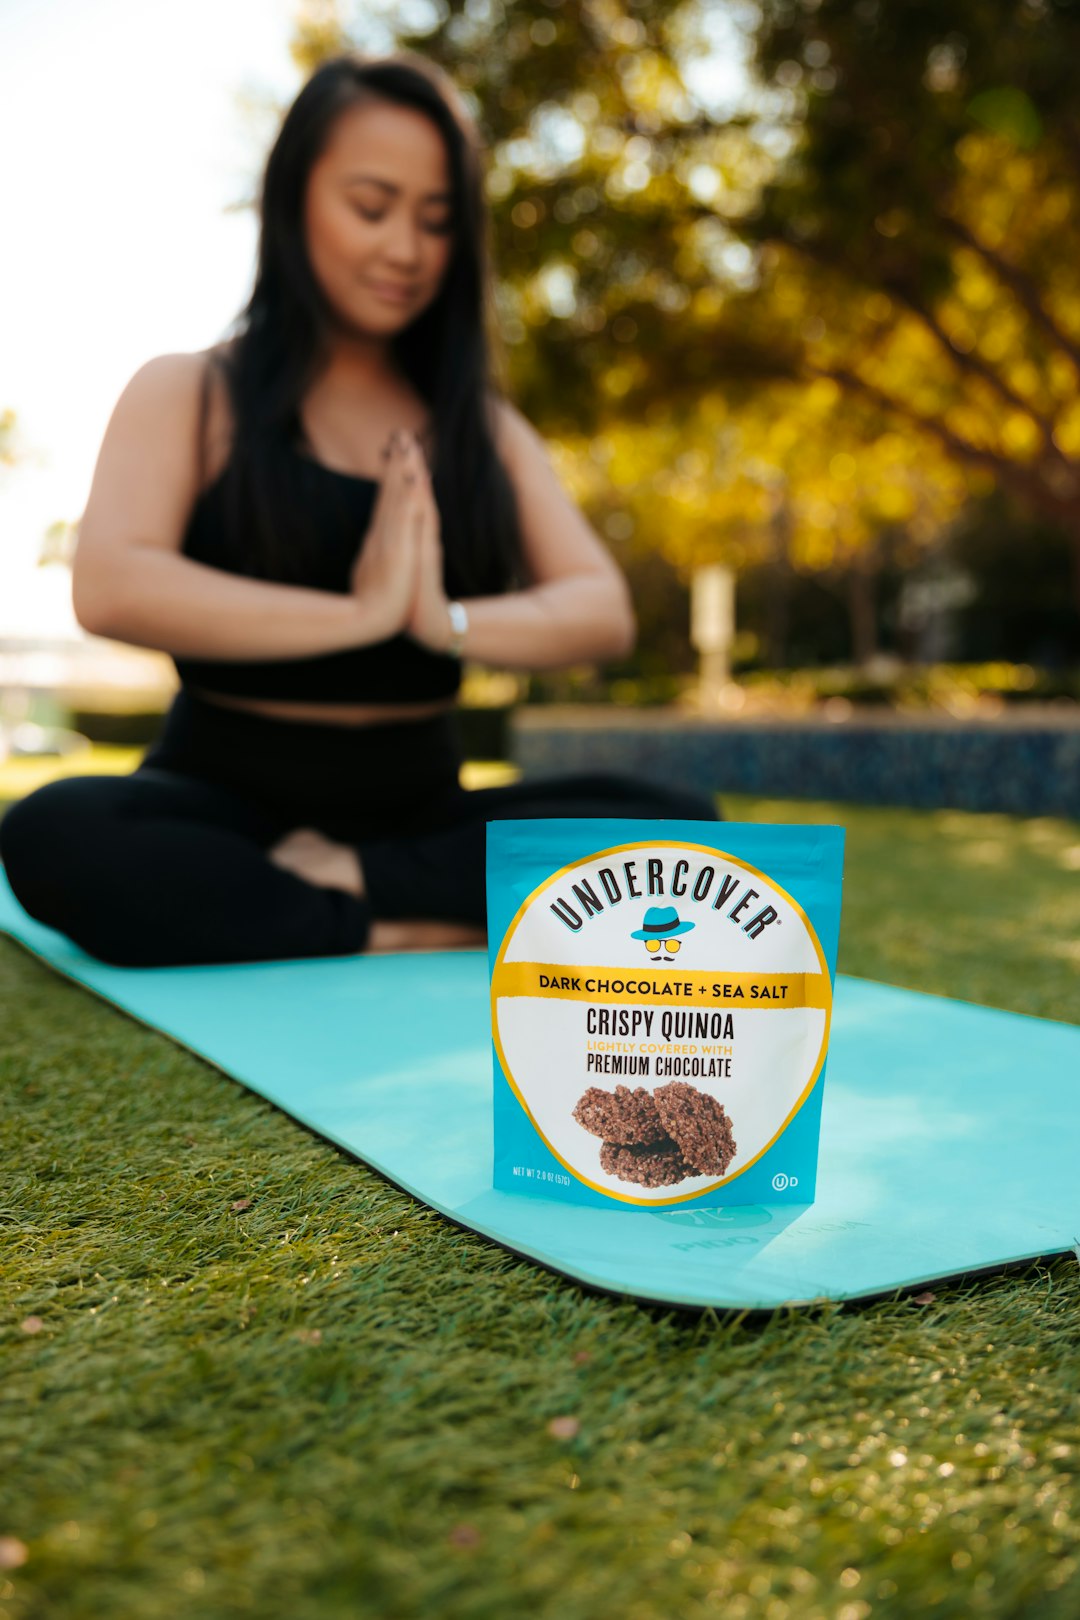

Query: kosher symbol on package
487 818 845 1210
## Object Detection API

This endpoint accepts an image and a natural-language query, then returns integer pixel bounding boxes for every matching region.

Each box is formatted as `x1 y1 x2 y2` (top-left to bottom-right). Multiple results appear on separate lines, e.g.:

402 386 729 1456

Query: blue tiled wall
509 712 1080 818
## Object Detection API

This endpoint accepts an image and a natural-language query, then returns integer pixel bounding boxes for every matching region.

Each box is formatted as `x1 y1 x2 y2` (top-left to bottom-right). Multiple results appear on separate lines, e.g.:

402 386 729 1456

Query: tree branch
938 213 1080 374
774 229 1070 462
801 358 1080 524
877 273 1068 459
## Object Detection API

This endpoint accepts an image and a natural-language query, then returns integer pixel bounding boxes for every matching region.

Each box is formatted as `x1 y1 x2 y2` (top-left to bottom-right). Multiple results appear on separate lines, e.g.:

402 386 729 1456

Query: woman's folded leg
0 766 372 968
355 769 722 929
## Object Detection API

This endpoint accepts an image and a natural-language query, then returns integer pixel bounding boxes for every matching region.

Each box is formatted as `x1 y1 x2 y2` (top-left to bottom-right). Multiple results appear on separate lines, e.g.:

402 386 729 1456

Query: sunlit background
1 0 300 709
2 0 1078 777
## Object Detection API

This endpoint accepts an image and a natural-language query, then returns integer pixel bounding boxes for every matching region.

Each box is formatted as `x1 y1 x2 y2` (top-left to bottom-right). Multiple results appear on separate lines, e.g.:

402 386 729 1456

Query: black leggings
0 688 721 968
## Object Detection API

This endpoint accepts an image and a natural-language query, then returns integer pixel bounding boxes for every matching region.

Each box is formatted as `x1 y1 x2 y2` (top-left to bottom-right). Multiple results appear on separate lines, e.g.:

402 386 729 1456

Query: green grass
723 794 1080 1024
1 775 1078 1620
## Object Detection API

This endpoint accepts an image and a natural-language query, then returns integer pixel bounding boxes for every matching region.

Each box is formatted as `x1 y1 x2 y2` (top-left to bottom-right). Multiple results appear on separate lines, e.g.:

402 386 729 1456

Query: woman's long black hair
198 49 527 599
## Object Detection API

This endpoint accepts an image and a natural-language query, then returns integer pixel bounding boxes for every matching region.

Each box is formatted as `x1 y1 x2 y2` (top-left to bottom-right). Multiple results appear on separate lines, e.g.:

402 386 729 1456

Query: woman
0 51 719 968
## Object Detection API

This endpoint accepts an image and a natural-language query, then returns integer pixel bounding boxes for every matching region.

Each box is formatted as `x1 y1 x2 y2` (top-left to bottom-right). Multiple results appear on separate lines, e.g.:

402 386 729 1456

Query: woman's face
304 99 456 336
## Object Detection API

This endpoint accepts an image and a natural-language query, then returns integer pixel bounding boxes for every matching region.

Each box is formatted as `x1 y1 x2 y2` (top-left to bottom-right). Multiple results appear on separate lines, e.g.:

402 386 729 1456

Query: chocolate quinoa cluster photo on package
572 1081 738 1189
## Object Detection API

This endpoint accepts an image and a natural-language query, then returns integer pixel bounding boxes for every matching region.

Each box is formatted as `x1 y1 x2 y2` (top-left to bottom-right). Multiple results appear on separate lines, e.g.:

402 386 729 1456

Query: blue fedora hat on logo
630 904 696 941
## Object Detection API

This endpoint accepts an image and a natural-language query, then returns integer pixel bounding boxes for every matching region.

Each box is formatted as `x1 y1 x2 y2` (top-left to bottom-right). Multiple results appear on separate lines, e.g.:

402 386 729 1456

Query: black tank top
172 444 463 703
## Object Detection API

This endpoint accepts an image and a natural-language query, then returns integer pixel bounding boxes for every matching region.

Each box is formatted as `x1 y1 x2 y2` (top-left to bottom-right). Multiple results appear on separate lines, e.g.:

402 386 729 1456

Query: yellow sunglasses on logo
645 937 681 953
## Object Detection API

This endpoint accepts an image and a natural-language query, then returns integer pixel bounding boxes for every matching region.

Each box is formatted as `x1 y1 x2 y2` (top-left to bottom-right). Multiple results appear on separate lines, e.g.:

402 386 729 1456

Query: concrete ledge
509 706 1080 818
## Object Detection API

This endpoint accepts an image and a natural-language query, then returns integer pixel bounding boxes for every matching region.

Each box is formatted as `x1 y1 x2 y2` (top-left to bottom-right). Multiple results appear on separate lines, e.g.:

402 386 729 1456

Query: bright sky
0 0 305 638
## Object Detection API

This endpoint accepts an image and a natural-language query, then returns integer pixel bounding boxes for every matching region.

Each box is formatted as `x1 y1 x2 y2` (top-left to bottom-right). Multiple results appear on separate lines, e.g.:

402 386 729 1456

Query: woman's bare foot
367 919 487 953
267 827 364 897
267 829 486 952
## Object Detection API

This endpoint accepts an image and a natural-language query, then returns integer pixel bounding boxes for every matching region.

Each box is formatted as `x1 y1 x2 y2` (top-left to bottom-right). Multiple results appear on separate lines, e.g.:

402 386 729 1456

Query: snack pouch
488 818 844 1209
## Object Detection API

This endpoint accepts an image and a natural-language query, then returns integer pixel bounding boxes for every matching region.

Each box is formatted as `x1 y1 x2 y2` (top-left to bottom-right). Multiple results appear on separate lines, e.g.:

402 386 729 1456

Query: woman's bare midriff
185 685 458 727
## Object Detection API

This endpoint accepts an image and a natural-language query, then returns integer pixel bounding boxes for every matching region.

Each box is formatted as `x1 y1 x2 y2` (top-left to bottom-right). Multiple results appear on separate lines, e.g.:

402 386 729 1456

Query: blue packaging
488 818 845 1209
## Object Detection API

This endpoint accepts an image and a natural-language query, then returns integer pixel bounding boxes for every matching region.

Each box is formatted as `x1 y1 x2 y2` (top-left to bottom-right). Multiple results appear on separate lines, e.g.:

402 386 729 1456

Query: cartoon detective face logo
631 904 695 963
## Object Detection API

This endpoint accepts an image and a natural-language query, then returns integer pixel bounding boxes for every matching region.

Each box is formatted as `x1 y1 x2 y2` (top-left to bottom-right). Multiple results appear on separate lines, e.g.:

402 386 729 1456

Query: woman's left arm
411 402 638 670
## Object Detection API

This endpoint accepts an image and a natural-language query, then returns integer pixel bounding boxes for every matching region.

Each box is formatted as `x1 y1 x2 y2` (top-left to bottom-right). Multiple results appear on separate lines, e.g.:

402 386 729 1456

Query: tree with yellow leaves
733 0 1080 624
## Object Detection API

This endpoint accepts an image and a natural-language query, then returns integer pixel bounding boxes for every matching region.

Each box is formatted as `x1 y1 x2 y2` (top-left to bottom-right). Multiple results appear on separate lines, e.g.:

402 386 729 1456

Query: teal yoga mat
2 869 1077 1312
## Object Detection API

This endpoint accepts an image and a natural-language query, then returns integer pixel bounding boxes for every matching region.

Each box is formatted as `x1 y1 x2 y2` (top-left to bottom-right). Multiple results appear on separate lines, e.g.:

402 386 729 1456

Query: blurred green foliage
524 660 1080 711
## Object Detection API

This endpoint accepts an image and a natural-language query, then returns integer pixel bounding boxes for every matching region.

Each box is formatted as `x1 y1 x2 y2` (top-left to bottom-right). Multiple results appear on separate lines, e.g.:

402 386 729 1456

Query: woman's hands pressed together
404 453 456 653
348 428 453 652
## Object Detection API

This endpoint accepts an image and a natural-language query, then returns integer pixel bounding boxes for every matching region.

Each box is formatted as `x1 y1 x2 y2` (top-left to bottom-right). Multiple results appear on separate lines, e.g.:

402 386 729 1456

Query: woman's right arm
71 353 390 660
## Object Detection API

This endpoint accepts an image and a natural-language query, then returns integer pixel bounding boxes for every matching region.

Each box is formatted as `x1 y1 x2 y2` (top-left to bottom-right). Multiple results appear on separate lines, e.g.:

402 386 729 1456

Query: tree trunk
764 498 793 667
847 561 878 668
764 564 791 667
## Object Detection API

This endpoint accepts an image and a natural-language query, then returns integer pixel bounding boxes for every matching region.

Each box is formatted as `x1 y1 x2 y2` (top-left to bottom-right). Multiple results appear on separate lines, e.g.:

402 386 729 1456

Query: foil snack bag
487 817 845 1209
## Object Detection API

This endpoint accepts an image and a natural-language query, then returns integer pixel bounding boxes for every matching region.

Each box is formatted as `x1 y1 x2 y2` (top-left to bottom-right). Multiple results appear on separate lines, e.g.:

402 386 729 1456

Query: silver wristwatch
446 600 469 658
